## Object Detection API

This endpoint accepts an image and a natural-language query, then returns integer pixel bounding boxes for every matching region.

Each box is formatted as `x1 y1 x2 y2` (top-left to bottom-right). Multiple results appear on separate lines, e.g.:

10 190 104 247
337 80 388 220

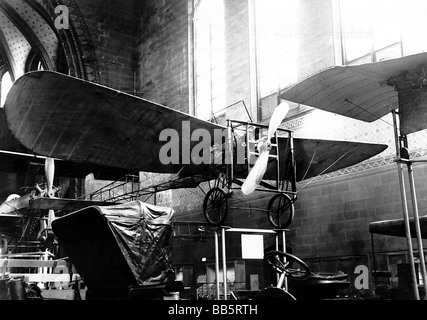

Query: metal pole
392 110 419 300
227 120 234 189
275 231 280 284
187 0 196 117
406 160 427 298
248 0 259 122
282 230 288 291
221 227 227 300
214 230 220 300
371 233 378 292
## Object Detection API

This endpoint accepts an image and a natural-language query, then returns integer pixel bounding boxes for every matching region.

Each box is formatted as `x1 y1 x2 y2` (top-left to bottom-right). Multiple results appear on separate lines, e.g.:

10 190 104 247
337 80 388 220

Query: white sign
241 234 264 259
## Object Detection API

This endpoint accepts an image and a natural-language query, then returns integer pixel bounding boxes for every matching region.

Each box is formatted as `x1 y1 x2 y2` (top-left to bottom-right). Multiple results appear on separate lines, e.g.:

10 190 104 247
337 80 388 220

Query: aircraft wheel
203 187 229 226
265 250 310 280
267 193 294 229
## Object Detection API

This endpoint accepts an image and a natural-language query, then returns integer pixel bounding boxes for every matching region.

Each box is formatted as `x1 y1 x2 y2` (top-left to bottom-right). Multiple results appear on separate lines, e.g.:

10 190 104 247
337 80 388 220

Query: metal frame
392 110 427 300
213 226 288 300
225 119 297 197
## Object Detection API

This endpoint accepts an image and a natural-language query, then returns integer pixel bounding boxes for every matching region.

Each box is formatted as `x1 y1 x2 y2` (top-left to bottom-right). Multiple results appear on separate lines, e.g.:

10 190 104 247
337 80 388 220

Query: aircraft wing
370 216 427 239
0 149 137 181
0 107 134 181
290 138 387 181
279 52 427 123
259 138 388 183
29 198 119 212
5 71 388 191
5 71 225 178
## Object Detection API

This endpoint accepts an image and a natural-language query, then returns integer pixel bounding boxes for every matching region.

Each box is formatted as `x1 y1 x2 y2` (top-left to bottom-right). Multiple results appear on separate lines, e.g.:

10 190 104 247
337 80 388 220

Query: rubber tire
267 193 294 229
203 187 229 226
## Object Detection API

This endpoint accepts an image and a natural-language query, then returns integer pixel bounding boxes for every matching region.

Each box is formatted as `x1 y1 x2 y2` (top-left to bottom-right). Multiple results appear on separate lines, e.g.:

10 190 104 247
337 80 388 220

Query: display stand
213 226 287 300
391 110 427 300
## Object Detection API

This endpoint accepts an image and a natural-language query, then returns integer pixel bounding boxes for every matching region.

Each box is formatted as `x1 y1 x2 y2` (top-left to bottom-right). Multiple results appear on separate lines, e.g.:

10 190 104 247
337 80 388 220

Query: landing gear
267 193 294 229
202 185 295 228
203 187 229 226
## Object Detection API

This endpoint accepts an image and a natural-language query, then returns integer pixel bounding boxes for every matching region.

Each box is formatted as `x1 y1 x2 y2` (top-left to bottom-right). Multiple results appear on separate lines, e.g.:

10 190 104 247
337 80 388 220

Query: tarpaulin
52 201 174 299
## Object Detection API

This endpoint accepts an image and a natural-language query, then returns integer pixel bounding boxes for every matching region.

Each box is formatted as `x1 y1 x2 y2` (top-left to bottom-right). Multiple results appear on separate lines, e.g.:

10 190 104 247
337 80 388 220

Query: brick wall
288 162 427 261
224 0 252 120
135 0 190 112
75 0 136 91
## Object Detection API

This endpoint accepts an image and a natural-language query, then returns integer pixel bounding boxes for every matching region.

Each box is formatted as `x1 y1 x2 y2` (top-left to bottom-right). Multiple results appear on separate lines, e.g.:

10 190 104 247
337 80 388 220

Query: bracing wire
297 151 350 192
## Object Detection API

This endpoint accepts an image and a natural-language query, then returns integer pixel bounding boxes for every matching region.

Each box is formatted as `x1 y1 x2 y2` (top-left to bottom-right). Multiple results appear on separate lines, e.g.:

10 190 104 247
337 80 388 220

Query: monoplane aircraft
1 70 388 231
0 68 393 300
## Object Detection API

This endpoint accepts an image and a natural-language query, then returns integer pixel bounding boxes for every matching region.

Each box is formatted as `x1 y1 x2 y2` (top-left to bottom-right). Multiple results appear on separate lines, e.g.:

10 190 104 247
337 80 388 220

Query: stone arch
0 0 99 81
40 0 100 81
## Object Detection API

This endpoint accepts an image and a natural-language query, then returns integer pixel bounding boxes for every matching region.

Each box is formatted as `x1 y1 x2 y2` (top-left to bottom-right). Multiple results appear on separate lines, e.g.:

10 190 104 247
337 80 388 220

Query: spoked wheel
267 193 294 229
203 187 229 226
265 250 310 280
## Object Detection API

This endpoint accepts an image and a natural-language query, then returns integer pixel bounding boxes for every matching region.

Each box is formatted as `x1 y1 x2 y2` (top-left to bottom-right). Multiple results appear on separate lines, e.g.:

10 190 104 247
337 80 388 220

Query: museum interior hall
0 0 427 302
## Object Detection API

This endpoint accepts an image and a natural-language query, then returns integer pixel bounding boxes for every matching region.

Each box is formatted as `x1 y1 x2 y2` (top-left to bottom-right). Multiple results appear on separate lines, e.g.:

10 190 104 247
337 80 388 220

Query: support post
275 232 280 284
392 110 419 300
405 151 427 299
214 230 220 300
221 227 227 300
226 120 234 190
371 233 377 292
282 230 288 291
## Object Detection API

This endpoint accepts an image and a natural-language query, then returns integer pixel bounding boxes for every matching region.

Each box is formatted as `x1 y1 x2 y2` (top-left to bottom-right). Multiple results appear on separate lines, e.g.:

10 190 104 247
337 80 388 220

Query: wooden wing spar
5 71 387 190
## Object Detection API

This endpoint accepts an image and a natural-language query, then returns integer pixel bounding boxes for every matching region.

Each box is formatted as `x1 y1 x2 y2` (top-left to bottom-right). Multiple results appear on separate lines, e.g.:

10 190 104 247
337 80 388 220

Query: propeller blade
241 102 290 195
241 142 269 195
45 158 55 197
267 101 290 141
44 158 55 228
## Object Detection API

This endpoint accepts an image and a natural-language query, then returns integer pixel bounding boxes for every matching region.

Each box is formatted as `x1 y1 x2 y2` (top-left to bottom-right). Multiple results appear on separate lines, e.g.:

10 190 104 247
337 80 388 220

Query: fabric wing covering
52 201 174 298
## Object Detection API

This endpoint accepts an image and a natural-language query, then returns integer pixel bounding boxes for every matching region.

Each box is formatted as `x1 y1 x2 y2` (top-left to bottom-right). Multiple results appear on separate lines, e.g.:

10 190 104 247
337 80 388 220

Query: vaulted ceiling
0 0 98 82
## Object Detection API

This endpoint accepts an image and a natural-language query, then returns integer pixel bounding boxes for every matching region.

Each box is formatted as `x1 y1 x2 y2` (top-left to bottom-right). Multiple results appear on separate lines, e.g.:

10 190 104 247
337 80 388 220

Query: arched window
339 0 427 65
25 50 44 72
194 0 226 120
255 0 299 97
1 71 12 108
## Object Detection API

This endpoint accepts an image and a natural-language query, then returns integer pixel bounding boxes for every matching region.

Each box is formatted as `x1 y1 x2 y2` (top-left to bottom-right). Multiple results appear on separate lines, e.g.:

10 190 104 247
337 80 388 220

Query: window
339 0 427 65
25 50 44 72
1 71 12 108
400 0 427 56
255 0 299 97
194 0 226 120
